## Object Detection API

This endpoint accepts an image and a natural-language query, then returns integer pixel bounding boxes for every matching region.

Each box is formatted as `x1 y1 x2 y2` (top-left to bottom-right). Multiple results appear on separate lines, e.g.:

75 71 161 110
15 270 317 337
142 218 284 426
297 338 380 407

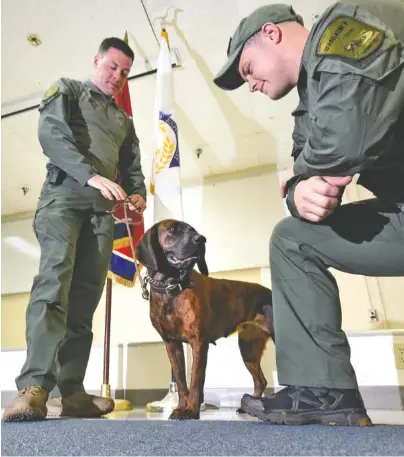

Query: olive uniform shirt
38 78 146 201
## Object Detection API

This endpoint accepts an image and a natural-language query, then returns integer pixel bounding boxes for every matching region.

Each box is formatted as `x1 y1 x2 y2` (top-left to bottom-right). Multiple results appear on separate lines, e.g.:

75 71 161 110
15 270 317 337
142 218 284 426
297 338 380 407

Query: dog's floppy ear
197 243 209 276
135 223 164 271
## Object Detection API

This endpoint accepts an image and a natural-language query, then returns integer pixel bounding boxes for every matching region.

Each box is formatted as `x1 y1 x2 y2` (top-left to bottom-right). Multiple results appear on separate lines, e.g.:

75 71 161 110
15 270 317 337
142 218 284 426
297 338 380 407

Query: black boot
241 386 372 426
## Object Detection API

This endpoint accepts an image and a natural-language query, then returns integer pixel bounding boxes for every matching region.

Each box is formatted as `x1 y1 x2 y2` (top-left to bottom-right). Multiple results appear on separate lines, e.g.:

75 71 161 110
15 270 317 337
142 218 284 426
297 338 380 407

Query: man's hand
294 176 352 222
87 175 127 201
280 167 295 198
127 194 146 213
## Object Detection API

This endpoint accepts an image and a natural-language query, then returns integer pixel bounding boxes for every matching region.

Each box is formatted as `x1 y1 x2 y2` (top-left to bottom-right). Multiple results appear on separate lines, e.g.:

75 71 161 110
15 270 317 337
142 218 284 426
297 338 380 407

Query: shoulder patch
316 16 384 61
42 84 60 101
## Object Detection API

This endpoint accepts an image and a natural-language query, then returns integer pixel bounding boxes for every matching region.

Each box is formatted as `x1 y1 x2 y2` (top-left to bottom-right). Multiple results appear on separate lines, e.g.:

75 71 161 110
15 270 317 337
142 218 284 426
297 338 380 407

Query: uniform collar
85 79 115 104
296 30 312 91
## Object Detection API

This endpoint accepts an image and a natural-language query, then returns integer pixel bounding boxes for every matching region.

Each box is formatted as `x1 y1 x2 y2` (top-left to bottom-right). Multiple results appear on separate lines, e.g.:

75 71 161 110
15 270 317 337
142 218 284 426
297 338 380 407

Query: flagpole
163 25 176 395
101 277 112 399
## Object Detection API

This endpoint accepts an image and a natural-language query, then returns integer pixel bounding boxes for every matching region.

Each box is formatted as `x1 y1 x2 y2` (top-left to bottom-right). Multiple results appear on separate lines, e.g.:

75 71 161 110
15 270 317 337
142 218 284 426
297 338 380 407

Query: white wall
1 218 41 295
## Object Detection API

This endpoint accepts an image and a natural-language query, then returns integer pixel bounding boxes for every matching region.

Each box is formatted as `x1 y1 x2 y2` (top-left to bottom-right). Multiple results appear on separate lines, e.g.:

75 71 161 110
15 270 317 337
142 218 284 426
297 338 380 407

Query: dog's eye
168 227 175 233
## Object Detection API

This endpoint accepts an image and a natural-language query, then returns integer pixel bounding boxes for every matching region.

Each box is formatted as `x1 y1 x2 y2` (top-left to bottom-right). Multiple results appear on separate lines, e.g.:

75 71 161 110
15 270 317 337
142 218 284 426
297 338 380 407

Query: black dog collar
147 275 193 297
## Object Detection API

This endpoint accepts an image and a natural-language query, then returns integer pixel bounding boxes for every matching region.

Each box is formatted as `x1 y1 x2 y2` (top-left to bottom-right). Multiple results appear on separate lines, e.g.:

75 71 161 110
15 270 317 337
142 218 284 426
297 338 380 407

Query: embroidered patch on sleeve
42 84 60 101
316 16 384 60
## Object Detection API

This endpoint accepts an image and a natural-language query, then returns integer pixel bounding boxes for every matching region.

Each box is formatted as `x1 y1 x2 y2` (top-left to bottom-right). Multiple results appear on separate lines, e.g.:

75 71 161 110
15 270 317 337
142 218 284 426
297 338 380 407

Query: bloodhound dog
135 219 274 420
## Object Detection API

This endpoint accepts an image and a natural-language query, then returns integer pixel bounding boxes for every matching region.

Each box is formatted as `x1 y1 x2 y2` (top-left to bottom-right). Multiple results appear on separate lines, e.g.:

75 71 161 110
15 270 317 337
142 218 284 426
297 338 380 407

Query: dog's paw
236 406 246 414
169 408 200 420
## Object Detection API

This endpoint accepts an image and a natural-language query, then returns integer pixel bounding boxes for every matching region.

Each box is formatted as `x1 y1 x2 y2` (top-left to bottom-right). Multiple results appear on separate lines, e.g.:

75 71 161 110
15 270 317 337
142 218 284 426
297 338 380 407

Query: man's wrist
285 174 309 219
82 169 99 187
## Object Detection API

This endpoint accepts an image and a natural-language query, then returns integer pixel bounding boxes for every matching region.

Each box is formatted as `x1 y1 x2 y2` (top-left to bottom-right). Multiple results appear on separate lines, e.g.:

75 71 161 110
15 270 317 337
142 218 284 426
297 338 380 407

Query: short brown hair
98 37 134 61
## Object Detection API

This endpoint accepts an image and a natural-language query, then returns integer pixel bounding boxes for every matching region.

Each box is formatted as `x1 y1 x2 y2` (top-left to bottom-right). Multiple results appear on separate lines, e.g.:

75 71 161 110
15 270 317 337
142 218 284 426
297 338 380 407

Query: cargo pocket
32 197 56 241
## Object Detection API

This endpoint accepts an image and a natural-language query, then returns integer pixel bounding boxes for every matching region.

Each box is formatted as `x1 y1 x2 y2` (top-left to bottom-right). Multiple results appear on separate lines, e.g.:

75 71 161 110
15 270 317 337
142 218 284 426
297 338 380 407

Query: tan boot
46 392 115 418
2 386 48 422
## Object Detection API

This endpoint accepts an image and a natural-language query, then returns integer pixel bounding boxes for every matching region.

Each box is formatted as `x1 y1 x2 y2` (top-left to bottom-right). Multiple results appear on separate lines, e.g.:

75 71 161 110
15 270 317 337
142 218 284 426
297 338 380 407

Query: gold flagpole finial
160 21 170 50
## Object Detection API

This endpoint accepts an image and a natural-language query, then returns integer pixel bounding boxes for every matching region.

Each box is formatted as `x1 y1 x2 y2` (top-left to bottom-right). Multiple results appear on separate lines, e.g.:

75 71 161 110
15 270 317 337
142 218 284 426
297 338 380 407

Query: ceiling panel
1 0 160 108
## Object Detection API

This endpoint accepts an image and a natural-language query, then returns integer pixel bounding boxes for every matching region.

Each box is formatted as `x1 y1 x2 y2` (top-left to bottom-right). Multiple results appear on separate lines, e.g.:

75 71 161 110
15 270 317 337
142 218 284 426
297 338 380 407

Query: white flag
150 29 184 223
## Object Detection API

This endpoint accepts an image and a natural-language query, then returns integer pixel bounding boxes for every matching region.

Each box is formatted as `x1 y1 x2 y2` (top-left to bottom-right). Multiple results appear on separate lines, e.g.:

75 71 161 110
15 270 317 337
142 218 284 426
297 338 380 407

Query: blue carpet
2 419 404 456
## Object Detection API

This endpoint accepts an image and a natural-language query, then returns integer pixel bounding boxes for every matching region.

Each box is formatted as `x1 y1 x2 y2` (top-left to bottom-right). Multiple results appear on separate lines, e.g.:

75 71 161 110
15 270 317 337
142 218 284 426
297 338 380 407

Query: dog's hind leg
237 324 269 413
164 341 189 419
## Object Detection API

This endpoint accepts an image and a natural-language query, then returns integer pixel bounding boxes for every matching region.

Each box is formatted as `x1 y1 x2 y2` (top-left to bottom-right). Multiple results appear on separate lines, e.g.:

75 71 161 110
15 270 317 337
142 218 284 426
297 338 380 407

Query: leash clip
141 275 150 300
141 289 150 300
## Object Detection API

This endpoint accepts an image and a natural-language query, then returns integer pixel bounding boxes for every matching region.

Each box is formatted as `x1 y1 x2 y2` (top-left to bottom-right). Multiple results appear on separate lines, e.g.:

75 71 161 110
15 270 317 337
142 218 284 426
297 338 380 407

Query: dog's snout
193 234 205 244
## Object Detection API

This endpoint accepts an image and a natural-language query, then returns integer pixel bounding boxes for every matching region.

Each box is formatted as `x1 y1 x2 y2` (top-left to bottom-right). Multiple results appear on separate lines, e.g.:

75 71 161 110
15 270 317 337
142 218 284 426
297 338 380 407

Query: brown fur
135 220 274 420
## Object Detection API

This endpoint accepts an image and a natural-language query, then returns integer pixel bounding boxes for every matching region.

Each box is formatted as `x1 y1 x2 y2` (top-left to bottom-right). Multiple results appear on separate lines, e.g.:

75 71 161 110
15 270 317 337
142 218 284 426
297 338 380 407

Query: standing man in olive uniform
3 37 146 421
214 0 404 425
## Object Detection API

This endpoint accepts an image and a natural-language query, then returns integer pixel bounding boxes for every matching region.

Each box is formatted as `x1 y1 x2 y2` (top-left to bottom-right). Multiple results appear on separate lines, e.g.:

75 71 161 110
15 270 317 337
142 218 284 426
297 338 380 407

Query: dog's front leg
186 340 209 419
164 341 190 420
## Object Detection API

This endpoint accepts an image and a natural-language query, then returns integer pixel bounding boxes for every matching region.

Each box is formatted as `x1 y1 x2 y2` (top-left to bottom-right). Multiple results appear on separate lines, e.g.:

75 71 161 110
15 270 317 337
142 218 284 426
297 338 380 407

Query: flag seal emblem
155 112 180 174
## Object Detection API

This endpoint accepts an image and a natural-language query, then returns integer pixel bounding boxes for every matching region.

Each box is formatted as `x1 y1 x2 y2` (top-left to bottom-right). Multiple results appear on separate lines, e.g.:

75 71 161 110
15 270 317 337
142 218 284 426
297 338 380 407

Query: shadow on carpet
2 419 404 456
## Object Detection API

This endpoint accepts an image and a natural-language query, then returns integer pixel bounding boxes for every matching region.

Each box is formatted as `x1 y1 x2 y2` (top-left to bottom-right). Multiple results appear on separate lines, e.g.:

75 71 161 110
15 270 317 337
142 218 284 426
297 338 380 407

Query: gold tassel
107 271 136 287
107 266 143 288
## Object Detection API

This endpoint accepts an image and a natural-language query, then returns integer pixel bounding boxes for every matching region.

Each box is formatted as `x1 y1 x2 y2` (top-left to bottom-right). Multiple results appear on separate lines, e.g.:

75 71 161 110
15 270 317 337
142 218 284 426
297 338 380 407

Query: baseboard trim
2 386 404 410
